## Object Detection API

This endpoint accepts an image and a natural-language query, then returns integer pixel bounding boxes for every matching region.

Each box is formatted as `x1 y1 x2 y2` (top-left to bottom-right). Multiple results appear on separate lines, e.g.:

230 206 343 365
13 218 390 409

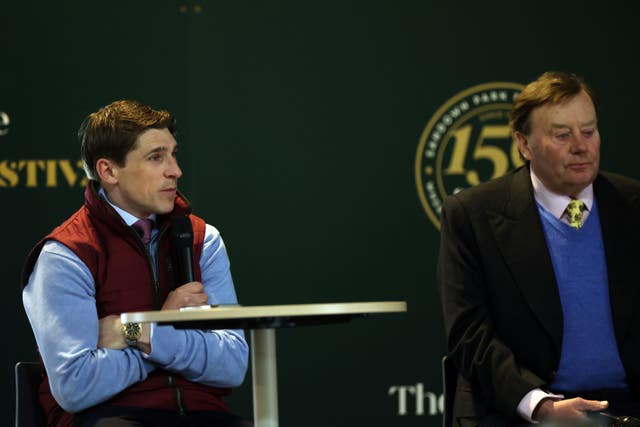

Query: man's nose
166 157 182 178
570 132 588 152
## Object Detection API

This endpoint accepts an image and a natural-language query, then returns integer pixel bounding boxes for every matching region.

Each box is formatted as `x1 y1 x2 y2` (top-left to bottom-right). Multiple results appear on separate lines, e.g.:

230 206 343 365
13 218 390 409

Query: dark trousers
73 406 253 427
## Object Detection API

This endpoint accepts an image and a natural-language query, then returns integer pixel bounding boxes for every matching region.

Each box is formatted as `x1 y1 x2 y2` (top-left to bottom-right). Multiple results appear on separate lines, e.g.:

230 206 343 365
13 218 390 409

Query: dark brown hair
509 71 597 135
79 99 176 181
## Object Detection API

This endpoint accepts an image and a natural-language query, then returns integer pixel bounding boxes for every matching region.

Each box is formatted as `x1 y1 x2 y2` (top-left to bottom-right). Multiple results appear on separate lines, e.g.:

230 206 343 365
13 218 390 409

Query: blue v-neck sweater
537 201 627 392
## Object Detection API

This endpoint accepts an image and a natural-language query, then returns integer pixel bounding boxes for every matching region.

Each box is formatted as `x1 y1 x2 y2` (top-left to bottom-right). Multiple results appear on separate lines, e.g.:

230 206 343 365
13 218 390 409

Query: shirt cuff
139 322 156 359
517 388 564 423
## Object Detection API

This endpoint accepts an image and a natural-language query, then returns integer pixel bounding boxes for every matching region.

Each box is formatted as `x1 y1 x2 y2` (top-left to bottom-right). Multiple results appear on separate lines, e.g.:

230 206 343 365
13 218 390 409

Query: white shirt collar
530 168 594 220
98 188 157 226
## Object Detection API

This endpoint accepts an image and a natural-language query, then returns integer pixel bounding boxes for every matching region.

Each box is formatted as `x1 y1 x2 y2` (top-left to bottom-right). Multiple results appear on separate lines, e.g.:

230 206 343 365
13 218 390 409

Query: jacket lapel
488 167 563 353
595 175 637 346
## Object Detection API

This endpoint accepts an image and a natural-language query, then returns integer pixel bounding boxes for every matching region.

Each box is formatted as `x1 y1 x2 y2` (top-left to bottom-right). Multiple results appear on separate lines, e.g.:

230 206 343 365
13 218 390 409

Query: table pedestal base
251 329 279 427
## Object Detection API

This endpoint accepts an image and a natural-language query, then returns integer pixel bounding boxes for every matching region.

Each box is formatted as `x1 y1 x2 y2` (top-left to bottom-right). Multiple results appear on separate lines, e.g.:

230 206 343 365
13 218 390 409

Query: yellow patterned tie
565 199 586 229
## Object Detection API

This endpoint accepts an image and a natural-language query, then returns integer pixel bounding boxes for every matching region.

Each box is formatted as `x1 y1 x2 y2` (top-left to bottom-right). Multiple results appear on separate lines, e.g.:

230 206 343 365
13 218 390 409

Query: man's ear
96 158 119 184
514 131 531 161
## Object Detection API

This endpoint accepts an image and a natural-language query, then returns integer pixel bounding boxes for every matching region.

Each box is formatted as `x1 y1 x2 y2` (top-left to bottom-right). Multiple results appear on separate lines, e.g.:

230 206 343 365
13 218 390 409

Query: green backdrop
4 1 640 425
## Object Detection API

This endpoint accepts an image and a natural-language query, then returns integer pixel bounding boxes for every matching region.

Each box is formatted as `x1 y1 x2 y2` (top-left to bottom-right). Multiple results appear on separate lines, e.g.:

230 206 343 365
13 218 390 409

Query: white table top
121 301 407 324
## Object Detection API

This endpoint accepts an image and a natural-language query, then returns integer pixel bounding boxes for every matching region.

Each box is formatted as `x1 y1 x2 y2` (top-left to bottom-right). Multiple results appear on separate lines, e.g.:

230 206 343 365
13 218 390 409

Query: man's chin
568 168 597 184
155 203 176 215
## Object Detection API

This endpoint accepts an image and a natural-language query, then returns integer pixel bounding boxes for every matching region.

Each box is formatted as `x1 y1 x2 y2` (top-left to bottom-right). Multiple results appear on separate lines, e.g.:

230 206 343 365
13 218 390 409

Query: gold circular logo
415 82 525 229
0 111 9 136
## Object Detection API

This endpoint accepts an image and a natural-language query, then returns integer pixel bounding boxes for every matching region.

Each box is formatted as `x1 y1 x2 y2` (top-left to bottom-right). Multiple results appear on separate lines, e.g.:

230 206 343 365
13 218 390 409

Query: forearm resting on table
98 314 151 354
533 396 608 422
98 281 210 353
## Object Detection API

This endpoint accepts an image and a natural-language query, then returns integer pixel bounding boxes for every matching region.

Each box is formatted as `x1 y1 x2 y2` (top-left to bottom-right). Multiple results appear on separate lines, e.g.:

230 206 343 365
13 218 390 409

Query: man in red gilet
23 100 250 427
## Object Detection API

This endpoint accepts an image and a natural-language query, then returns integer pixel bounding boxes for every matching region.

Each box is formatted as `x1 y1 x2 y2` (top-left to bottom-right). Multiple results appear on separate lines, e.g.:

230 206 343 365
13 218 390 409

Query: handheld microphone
615 416 640 427
171 215 195 285
599 412 640 427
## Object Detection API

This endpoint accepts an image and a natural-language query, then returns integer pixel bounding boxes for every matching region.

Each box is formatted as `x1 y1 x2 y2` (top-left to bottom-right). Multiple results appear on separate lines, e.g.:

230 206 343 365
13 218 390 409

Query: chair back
442 355 457 427
15 361 46 427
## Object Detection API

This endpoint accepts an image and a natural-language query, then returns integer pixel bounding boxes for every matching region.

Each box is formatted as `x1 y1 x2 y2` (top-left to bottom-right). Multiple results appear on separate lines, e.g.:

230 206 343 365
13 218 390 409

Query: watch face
124 323 142 339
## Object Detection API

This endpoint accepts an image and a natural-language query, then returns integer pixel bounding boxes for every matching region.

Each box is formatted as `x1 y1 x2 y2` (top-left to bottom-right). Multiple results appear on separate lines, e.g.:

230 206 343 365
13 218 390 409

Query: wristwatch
122 322 142 348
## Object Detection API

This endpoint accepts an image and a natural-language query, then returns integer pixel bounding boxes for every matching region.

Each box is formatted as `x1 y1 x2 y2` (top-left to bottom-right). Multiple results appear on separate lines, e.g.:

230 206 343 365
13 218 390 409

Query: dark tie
132 218 154 245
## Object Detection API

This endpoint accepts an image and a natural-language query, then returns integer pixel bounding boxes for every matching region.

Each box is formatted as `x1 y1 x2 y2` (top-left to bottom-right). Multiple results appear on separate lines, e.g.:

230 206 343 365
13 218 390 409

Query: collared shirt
99 188 159 276
530 169 594 226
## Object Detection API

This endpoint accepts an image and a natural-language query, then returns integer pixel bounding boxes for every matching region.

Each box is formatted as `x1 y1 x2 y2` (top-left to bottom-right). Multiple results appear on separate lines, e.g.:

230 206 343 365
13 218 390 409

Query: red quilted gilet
23 182 231 427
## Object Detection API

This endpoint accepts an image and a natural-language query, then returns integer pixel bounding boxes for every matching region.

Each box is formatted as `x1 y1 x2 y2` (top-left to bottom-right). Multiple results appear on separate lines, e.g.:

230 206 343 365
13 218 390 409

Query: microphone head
170 215 193 248
619 416 640 427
